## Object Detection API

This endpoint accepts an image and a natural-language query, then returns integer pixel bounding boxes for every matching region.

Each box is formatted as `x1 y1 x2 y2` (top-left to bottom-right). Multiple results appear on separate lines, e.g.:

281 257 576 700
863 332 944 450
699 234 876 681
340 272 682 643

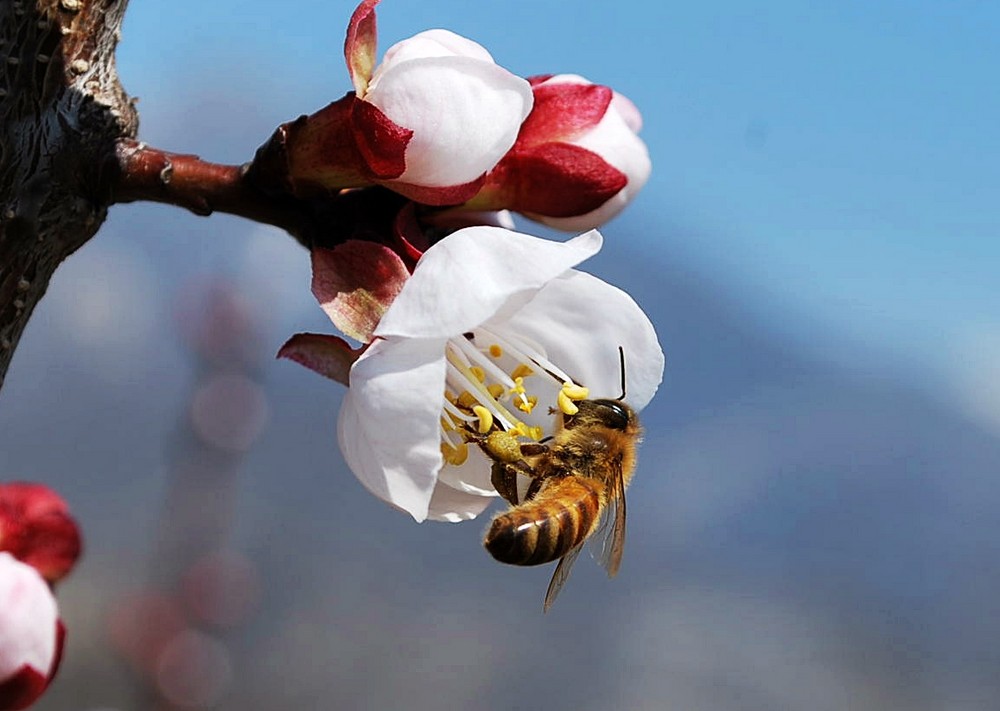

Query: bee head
567 399 635 432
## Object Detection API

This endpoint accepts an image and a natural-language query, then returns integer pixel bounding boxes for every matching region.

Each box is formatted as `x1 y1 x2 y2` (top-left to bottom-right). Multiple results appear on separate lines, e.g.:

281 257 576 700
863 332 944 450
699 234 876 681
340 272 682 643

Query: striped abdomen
484 477 605 566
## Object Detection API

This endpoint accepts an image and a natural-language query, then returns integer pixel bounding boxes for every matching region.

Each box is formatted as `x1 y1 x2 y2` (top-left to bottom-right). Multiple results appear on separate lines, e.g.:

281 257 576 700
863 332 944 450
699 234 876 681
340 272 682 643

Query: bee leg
525 475 546 501
518 443 550 457
491 458 540 505
491 462 520 505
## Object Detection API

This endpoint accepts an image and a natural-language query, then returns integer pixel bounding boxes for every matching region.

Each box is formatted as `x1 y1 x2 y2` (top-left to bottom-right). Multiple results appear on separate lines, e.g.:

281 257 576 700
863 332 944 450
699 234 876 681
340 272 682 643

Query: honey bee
479 351 642 611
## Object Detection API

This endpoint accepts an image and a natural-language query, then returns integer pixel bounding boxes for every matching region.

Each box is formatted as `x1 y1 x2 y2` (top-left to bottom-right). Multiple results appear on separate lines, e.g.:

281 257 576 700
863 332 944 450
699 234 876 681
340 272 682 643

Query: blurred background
2 1 999 709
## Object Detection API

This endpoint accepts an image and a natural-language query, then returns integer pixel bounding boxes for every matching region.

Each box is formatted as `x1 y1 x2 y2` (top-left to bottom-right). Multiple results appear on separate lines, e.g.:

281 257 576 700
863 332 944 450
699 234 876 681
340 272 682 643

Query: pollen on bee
561 382 590 401
473 405 494 434
481 429 522 462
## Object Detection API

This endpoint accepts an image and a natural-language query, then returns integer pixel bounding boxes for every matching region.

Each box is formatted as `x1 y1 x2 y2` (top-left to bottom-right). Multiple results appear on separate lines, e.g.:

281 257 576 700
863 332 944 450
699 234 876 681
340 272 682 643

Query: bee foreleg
519 443 549 457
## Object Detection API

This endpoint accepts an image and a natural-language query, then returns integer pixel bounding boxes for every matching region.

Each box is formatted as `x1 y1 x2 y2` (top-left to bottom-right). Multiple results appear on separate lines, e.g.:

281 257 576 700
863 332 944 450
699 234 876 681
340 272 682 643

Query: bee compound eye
594 400 630 430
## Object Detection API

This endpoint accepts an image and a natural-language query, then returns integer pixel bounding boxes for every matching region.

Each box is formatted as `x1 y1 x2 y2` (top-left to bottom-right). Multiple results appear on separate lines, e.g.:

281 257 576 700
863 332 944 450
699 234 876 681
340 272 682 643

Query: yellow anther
516 395 538 414
487 383 505 399
472 405 494 434
511 363 534 380
489 344 503 358
561 382 590 401
558 389 580 416
441 442 469 466
457 391 478 409
444 390 457 403
440 417 455 432
513 421 544 440
470 366 486 383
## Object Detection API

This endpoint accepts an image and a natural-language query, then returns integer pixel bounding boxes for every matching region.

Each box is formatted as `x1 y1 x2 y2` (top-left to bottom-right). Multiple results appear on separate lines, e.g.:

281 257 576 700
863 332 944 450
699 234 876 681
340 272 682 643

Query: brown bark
0 0 137 393
112 139 314 244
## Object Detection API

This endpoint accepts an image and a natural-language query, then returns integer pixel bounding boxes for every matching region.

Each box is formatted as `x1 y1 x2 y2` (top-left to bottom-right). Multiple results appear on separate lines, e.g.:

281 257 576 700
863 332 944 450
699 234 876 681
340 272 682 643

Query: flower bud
0 483 81 585
467 74 651 230
278 0 533 206
0 553 64 711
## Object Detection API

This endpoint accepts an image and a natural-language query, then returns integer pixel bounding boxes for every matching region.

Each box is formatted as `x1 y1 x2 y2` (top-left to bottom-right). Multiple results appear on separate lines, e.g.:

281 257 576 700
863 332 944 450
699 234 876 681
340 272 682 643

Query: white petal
536 73 589 87
538 106 651 232
365 56 532 186
0 553 58 679
611 90 644 133
337 337 448 522
436 449 500 497
375 228 603 339
374 30 495 73
501 270 664 410
573 107 651 191
426 481 495 522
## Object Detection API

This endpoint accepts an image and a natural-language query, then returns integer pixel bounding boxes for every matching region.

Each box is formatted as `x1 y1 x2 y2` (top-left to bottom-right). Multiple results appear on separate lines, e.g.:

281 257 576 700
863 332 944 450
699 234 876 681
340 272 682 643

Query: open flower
0 553 64 711
280 0 533 205
462 74 651 230
282 226 663 522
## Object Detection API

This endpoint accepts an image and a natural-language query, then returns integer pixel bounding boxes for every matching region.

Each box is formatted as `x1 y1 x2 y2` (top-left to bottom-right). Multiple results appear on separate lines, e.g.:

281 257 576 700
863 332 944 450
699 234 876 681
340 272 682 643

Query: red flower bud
467 75 651 230
0 483 81 585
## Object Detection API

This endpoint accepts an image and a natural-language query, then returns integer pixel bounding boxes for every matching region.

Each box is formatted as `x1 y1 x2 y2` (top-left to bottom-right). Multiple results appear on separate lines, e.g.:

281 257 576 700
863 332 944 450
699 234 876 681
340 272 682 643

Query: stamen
558 389 579 416
514 422 545 441
561 382 590 400
516 395 538 414
452 337 519 392
472 405 494 434
483 329 575 386
439 327 593 467
441 442 469 466
445 352 520 431
510 363 534 380
442 398 474 424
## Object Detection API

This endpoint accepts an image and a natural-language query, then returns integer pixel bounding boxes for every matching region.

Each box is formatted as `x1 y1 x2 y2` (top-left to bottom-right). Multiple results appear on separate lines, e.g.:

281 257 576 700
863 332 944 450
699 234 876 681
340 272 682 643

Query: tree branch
112 139 312 242
0 0 138 393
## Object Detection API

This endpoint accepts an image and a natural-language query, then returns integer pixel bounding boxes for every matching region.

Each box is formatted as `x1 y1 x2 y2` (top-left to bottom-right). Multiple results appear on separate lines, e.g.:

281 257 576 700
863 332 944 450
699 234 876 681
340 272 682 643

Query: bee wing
543 542 585 613
597 457 627 578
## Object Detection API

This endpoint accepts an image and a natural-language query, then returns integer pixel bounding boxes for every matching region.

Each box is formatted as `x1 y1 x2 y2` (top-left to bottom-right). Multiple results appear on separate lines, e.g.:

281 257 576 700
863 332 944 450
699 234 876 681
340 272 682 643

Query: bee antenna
617 346 627 401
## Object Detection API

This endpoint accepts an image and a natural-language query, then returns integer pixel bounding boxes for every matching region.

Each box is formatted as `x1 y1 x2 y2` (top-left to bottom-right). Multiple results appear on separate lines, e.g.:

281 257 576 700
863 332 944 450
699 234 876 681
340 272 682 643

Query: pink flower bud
0 483 81 585
468 74 651 230
278 0 533 206
0 553 64 711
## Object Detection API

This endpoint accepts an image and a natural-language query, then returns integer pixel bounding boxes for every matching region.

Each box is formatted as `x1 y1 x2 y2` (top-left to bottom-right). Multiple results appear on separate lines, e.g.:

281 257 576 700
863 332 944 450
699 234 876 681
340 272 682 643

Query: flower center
438 325 589 465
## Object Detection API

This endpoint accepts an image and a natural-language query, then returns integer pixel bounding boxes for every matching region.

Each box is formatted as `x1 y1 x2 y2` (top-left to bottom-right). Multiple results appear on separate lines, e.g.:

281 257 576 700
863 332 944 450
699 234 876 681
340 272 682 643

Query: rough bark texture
0 0 137 393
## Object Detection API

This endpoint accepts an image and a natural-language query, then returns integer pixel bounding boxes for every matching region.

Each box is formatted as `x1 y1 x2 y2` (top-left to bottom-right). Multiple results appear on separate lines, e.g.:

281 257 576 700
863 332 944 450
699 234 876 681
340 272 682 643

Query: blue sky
115 1 1000 404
